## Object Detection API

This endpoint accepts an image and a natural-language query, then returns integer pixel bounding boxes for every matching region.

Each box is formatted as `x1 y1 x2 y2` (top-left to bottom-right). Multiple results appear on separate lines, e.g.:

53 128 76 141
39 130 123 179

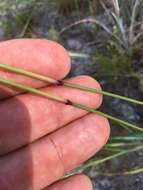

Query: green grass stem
0 63 143 106
72 102 143 132
0 77 143 133
94 167 143 176
0 78 65 104
76 144 143 171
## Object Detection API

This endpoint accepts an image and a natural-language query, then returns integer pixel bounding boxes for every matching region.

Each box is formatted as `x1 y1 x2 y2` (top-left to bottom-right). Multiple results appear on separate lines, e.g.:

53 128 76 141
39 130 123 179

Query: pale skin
0 39 110 190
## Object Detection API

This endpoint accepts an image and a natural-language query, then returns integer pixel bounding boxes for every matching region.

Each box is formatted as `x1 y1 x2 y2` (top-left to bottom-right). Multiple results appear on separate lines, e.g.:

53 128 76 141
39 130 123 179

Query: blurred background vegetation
0 0 143 189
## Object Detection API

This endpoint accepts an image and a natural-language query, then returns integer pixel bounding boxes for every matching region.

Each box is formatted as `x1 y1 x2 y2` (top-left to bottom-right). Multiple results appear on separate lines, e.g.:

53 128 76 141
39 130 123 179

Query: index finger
0 39 71 99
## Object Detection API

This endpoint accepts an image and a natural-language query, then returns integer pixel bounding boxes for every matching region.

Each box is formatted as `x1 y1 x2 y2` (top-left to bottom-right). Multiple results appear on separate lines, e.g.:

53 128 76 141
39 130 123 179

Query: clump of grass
95 48 132 79
61 0 143 56
0 0 36 38
59 0 143 91
65 133 143 178
65 141 143 178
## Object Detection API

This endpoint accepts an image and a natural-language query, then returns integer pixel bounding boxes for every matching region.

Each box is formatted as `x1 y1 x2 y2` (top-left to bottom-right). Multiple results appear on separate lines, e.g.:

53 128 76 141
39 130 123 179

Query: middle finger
0 76 102 155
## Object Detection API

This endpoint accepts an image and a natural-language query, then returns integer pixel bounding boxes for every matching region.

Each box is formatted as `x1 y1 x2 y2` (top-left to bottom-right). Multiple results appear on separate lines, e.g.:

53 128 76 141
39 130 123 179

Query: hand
0 39 110 190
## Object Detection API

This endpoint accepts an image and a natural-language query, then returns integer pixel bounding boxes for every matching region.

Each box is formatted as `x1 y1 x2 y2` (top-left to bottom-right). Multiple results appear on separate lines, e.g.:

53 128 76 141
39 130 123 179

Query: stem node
65 99 73 106
56 80 64 86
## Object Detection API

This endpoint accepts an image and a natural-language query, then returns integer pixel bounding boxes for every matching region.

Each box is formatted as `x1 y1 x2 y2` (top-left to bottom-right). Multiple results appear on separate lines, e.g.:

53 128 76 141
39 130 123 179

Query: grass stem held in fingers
63 81 143 106
0 78 143 133
0 63 143 106
0 63 58 84
72 102 143 132
0 78 66 104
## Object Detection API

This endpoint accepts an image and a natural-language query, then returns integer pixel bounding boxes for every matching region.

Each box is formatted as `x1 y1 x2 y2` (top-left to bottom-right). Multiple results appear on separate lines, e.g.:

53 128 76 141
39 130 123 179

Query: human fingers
0 76 102 155
45 175 93 190
0 114 110 190
0 39 70 99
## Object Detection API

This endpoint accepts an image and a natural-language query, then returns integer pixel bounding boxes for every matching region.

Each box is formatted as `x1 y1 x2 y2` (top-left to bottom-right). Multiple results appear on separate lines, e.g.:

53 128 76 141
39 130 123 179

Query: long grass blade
64 82 143 106
69 52 89 58
0 63 57 84
91 167 143 176
76 144 143 171
61 18 122 45
0 78 65 104
105 142 141 148
0 63 143 106
129 0 140 45
112 0 120 16
0 77 143 132
72 102 143 132
111 135 143 141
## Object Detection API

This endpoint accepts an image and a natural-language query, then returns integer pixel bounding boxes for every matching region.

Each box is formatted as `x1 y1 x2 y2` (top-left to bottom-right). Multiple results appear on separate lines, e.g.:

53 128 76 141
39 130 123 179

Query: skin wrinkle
48 114 110 173
48 136 66 175
0 106 110 190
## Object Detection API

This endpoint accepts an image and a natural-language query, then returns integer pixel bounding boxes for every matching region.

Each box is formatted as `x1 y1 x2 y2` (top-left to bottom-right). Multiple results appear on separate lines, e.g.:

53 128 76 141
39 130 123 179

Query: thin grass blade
0 77 142 133
0 63 143 106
